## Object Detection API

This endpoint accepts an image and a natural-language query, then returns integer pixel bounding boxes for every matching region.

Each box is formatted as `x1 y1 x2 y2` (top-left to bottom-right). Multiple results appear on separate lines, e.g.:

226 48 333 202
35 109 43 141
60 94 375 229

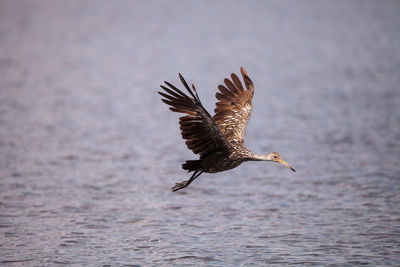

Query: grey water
1 0 400 265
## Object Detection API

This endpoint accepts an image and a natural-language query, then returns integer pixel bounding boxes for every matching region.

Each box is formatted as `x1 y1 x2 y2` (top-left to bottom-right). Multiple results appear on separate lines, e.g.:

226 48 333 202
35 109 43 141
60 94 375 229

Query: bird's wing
213 67 254 146
158 74 232 157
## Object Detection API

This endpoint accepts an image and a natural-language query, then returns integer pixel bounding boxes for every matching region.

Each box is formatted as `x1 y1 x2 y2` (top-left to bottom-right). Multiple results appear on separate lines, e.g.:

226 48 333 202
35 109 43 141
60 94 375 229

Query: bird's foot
171 180 188 192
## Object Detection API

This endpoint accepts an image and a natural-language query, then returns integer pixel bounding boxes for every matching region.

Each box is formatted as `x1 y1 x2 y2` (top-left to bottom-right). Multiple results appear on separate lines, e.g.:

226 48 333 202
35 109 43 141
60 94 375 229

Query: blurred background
1 0 399 265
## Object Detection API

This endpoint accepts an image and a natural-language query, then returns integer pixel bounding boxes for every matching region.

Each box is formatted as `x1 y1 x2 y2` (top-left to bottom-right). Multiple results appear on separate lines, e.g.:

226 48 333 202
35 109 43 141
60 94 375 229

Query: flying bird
158 67 295 192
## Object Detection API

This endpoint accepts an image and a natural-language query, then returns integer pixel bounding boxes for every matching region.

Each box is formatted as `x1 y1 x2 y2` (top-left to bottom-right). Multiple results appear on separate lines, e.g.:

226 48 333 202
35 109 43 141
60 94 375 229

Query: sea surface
1 0 400 266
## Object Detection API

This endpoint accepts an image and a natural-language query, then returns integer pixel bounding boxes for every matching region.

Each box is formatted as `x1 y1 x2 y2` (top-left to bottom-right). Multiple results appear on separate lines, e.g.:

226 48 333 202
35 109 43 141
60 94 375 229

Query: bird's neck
249 153 273 161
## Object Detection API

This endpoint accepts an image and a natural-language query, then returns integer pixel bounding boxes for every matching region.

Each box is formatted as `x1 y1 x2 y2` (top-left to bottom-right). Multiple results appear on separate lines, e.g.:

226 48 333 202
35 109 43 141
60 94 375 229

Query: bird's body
158 67 295 191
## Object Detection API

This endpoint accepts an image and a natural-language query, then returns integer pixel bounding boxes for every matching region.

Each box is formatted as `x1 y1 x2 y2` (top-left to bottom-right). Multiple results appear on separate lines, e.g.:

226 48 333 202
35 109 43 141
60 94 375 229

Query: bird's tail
182 160 202 172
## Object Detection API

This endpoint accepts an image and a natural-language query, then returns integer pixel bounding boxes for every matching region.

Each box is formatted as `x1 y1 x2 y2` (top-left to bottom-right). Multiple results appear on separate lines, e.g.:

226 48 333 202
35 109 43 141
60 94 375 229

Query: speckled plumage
158 67 295 191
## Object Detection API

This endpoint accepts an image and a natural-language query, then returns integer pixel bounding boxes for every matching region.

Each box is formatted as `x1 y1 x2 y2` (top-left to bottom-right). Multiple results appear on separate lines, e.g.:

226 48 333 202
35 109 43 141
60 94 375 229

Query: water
1 0 400 265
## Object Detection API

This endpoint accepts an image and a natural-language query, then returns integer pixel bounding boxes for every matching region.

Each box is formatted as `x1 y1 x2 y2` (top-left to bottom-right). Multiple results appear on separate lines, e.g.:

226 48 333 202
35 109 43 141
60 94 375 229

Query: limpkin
158 67 295 192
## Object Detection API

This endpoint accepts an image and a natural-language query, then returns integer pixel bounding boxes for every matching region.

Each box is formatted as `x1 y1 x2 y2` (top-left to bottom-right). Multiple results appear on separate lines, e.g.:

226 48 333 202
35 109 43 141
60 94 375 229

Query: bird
158 67 295 192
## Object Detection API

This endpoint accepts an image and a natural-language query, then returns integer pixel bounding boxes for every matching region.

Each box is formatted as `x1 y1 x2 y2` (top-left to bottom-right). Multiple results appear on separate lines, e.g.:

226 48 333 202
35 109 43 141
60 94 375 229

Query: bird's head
268 152 296 172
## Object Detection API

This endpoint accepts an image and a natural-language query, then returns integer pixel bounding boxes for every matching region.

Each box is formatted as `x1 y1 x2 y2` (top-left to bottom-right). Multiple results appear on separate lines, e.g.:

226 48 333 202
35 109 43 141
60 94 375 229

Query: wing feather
158 74 231 158
213 67 255 146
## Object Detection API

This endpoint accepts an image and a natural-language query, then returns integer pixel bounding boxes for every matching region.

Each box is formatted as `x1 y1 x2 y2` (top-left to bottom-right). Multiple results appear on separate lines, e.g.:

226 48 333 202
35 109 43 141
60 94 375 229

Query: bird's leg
171 171 203 192
184 171 203 187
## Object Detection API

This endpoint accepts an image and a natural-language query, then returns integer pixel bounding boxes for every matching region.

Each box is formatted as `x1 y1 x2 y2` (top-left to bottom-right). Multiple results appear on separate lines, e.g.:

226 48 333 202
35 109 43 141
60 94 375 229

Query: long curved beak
278 159 296 172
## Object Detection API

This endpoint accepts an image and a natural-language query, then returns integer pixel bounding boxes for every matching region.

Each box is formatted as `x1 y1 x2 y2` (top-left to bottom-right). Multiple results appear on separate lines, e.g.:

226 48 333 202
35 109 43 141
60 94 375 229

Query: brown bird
158 67 295 192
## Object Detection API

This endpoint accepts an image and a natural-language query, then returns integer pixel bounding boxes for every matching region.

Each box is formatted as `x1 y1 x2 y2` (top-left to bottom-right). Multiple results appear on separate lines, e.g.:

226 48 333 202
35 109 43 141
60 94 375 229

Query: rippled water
1 0 400 265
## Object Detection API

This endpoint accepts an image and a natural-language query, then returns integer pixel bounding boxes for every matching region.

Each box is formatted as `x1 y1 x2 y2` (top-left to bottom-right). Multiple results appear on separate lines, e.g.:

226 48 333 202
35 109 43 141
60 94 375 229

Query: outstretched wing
158 74 231 157
213 67 255 146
